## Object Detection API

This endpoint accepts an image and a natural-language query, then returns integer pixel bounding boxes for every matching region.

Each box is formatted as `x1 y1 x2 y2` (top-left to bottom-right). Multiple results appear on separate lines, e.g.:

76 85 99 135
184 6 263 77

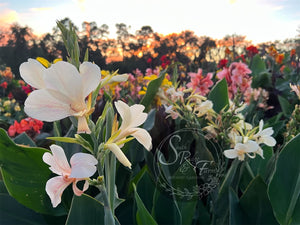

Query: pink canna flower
187 69 214 96
43 145 98 207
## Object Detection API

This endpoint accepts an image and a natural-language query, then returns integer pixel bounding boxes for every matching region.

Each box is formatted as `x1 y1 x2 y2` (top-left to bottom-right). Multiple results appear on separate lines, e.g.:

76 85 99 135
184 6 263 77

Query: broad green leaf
240 176 278 225
65 194 105 225
0 128 66 215
248 146 273 179
0 193 47 225
213 159 241 224
143 109 156 131
152 187 182 225
278 95 293 117
268 134 300 225
133 184 158 225
13 132 36 147
250 54 266 76
171 161 198 225
250 55 272 88
140 70 167 111
131 166 155 212
229 188 245 225
208 78 229 113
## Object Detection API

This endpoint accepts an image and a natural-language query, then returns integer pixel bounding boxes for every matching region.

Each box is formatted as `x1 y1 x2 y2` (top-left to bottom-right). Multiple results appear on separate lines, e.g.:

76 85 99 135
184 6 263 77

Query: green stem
105 152 116 213
97 163 115 225
245 161 255 179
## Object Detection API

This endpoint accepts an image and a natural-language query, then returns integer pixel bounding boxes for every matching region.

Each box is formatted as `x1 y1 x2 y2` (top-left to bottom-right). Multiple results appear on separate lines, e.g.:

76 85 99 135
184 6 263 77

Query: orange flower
275 54 284 64
225 47 231 55
290 49 296 57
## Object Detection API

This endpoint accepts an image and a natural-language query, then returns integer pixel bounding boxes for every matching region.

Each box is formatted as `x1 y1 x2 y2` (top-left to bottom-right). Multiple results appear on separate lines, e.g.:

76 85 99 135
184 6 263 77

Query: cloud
30 7 53 12
0 9 19 25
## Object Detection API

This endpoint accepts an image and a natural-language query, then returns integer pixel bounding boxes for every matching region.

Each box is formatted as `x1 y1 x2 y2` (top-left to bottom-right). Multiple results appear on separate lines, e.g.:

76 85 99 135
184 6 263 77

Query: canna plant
0 21 299 225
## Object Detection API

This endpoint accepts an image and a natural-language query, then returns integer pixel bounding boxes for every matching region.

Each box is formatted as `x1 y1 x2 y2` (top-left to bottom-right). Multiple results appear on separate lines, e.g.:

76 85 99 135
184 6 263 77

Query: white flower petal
106 143 132 169
77 116 91 134
72 179 89 196
130 128 152 151
262 136 276 147
260 127 274 136
115 100 131 130
244 140 259 153
24 89 72 121
69 153 98 178
223 149 238 159
43 61 83 102
108 74 129 83
79 62 101 97
256 147 264 159
43 145 71 175
45 176 72 208
19 58 46 89
129 104 147 127
259 120 264 132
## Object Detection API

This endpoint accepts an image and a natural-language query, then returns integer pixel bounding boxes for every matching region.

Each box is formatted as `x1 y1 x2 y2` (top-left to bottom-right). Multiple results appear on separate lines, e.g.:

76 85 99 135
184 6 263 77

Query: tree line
0 17 298 78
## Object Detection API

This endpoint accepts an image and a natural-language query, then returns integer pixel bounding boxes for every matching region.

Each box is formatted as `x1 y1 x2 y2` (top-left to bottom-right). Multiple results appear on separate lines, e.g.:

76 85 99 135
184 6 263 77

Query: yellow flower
4 112 11 117
3 100 11 107
14 105 21 111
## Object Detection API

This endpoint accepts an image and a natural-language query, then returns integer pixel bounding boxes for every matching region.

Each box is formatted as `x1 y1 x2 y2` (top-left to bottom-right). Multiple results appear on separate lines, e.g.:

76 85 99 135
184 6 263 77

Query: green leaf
140 70 167 111
133 166 155 212
0 128 66 215
151 187 182 225
171 161 198 225
65 194 105 225
240 176 278 225
13 132 36 147
278 95 293 117
133 183 158 225
228 188 245 225
268 134 300 225
0 193 47 225
143 109 156 131
248 146 273 179
213 159 241 224
250 54 266 76
208 78 229 113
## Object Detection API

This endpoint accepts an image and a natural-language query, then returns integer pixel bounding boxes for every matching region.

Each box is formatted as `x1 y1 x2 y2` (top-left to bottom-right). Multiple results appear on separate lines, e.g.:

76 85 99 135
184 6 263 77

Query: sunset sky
0 0 299 44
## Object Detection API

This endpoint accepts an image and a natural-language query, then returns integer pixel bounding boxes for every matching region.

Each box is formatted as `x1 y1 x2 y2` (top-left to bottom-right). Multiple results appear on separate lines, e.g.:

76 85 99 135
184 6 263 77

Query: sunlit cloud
30 7 53 12
0 9 19 25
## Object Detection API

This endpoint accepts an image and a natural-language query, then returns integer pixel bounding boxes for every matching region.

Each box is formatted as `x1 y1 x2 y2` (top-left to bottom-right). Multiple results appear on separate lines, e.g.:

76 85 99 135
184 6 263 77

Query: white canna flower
223 140 259 161
164 105 179 119
105 100 152 168
19 58 47 89
20 59 101 134
43 144 98 207
194 100 213 117
253 120 276 147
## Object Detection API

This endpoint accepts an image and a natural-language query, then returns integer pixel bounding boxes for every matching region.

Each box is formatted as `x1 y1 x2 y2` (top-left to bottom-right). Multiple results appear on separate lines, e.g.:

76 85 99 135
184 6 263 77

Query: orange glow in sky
0 0 299 44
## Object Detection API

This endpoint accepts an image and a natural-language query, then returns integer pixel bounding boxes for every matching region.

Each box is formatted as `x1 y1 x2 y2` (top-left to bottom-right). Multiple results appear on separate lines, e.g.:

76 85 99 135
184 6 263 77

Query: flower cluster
216 62 252 99
8 117 43 138
0 98 22 120
186 69 214 96
224 119 276 161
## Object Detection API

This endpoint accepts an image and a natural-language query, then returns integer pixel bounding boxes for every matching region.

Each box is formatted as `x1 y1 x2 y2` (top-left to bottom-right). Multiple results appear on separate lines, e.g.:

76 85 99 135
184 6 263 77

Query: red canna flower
218 59 228 68
0 81 8 89
246 45 259 57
